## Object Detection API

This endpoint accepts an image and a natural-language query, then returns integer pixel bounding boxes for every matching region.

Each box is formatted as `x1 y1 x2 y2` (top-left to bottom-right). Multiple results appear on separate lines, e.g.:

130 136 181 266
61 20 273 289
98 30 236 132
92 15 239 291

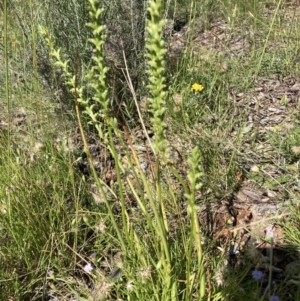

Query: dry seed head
137 266 152 283
92 280 113 300
291 146 300 154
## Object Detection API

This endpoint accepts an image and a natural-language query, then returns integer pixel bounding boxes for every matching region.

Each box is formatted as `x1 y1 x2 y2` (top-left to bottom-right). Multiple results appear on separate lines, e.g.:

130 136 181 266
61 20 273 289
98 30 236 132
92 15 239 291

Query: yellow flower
191 83 204 92
274 125 281 131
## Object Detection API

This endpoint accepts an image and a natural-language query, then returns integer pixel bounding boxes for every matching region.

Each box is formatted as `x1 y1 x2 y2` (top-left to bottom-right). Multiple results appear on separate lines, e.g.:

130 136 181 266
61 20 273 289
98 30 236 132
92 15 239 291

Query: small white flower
140 161 148 173
83 262 94 273
95 220 106 232
126 280 135 291
265 228 274 240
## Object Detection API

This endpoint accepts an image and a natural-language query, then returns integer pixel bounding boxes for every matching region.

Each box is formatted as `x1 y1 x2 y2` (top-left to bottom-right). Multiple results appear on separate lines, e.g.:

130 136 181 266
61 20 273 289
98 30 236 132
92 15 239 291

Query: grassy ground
1 0 300 300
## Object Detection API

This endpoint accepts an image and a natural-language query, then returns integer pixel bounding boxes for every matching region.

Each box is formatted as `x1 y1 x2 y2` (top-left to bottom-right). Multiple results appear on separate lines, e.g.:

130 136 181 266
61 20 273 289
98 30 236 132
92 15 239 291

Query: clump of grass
37 0 210 299
2 0 300 300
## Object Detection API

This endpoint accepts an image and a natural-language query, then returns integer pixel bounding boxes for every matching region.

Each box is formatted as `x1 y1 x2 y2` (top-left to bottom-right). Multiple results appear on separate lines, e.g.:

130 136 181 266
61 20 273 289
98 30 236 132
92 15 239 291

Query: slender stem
4 0 10 153
4 0 12 221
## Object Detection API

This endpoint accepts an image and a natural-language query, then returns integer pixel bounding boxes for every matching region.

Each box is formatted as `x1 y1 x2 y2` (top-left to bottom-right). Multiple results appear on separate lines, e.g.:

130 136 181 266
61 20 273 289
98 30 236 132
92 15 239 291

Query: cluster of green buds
145 0 168 162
